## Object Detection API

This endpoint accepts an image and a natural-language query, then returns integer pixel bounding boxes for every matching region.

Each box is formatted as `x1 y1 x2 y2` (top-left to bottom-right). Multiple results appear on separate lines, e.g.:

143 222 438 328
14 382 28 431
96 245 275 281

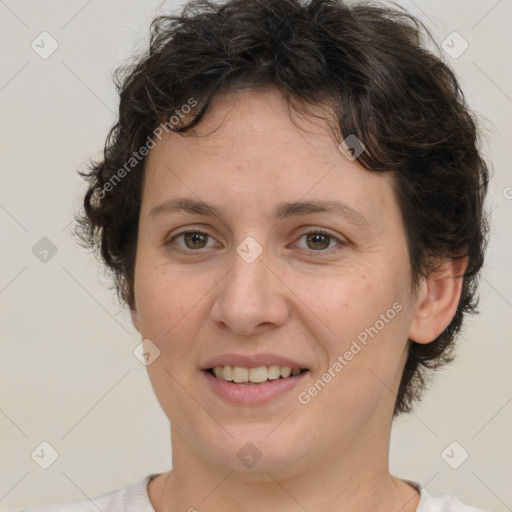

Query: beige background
0 0 510 510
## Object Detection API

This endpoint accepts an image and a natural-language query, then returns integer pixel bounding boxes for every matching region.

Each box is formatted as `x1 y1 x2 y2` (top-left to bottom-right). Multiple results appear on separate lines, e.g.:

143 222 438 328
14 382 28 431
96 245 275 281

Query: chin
199 425 310 475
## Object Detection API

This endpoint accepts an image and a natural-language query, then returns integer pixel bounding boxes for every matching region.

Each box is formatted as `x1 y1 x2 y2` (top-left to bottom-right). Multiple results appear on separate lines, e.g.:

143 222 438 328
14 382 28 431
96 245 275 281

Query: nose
210 244 290 337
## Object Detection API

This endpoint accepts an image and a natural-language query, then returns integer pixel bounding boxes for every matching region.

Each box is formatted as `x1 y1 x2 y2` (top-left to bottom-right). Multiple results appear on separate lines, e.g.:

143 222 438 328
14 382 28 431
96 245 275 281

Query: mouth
201 365 310 405
205 365 309 384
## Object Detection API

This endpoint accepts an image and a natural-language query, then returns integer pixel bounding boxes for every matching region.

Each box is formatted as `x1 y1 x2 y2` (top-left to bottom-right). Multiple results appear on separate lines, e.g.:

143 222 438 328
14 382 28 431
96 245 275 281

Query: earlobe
130 307 140 333
408 257 468 344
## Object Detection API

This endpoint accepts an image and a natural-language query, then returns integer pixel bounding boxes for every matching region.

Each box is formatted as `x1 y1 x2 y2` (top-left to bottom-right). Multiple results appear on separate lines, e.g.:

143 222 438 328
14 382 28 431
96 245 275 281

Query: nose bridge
227 237 272 310
211 236 288 335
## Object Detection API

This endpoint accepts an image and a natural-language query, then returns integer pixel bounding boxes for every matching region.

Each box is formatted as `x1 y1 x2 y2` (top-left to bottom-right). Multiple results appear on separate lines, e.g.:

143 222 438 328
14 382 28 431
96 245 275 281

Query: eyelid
291 227 345 253
165 226 346 254
165 228 218 250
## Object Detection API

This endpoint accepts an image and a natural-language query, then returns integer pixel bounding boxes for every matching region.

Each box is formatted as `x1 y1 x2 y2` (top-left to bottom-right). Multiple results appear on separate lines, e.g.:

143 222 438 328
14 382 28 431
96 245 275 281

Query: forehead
141 87 399 227
176 87 340 159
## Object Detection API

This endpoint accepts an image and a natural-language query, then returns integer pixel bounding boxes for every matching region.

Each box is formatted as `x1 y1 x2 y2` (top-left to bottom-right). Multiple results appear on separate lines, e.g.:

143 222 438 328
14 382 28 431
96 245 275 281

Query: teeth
249 366 268 383
267 365 281 380
232 366 249 383
211 365 304 383
280 366 291 378
222 365 233 381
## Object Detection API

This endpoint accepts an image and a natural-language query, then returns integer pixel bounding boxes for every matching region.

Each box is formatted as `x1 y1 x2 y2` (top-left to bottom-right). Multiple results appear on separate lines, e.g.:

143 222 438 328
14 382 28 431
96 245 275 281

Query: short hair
74 0 489 416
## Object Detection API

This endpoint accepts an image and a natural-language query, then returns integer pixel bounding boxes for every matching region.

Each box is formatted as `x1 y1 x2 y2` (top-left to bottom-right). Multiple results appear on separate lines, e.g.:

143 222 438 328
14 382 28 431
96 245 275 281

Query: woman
15 0 490 510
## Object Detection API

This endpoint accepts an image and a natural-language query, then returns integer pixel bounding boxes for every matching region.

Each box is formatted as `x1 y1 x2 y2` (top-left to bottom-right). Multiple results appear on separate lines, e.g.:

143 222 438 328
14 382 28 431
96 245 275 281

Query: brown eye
294 229 345 254
305 232 331 250
168 230 216 251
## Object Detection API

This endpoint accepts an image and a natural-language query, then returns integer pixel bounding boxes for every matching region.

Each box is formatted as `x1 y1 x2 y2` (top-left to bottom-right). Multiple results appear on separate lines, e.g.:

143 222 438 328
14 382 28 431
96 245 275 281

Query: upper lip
201 353 308 370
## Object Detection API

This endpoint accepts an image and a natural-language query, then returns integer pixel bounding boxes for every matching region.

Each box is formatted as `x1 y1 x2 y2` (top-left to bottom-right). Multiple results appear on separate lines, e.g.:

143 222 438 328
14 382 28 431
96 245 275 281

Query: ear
130 306 140 333
408 257 468 344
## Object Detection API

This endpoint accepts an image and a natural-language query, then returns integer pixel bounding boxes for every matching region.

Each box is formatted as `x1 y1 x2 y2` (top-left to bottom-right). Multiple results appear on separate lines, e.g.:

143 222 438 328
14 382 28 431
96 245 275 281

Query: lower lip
202 370 309 406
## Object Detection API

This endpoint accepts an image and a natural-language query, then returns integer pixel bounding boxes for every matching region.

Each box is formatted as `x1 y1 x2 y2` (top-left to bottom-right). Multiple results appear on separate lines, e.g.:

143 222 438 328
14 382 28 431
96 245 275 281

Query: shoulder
407 480 491 512
8 475 154 512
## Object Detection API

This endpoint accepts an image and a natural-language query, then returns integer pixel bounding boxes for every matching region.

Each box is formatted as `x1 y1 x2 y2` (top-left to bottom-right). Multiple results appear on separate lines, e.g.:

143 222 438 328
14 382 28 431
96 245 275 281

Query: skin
130 86 465 512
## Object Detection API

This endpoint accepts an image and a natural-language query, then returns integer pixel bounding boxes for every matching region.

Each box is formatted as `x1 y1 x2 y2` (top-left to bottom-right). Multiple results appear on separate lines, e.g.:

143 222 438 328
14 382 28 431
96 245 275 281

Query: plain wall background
0 0 510 510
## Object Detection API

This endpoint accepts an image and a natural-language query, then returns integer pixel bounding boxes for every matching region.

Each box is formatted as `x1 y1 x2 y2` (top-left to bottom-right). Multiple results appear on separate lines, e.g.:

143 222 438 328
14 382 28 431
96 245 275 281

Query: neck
149 415 420 512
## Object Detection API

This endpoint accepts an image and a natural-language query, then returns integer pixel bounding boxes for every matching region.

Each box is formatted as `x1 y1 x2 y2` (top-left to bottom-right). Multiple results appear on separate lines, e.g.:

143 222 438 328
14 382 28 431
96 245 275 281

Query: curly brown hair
74 0 489 416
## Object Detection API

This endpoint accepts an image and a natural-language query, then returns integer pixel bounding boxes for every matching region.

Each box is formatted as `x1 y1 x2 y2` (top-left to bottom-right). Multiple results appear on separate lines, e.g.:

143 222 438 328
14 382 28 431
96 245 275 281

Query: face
131 87 419 475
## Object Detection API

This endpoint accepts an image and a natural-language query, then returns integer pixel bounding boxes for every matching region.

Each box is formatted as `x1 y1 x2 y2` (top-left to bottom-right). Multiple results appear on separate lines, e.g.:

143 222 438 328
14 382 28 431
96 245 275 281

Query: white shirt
10 474 490 512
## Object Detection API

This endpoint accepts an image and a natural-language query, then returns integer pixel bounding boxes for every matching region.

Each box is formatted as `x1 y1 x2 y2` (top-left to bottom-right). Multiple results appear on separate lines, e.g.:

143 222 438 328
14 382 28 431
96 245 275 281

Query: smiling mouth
206 365 308 384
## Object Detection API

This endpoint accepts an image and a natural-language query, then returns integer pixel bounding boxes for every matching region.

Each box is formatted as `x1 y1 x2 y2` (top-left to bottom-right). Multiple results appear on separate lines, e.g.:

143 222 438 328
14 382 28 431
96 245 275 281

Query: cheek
299 298 410 436
297 263 404 340
301 263 411 384
134 258 198 336
134 263 210 417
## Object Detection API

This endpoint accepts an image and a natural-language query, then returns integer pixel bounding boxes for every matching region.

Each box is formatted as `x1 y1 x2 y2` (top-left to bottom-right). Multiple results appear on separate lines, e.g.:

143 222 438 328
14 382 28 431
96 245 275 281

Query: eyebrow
149 197 369 226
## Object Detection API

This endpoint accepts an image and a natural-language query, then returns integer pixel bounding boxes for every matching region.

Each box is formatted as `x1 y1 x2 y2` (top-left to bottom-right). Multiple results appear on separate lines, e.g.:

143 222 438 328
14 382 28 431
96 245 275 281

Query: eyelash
166 228 345 255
